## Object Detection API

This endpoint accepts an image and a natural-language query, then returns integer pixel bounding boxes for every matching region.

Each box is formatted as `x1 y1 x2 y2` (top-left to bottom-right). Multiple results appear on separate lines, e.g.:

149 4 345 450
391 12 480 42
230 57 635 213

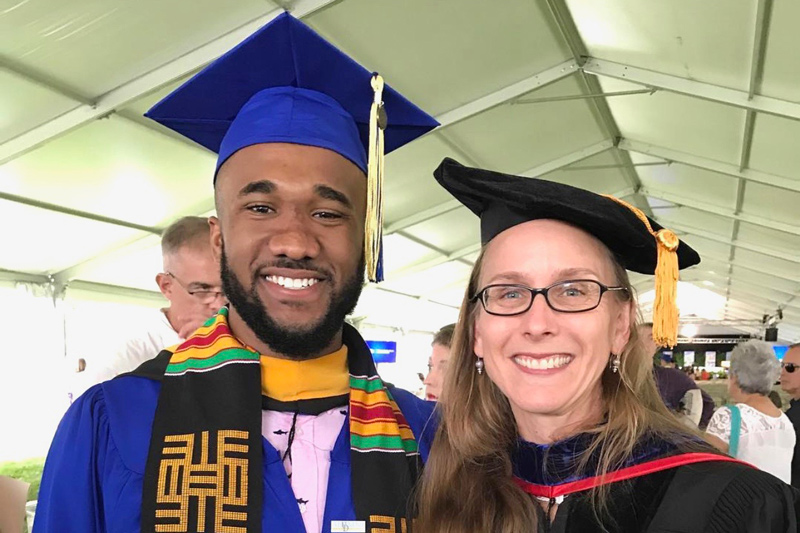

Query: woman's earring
609 353 620 374
475 357 485 375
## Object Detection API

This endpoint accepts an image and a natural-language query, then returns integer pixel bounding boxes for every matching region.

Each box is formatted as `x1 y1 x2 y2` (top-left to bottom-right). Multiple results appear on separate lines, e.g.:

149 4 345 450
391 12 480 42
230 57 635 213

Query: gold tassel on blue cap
366 73 387 282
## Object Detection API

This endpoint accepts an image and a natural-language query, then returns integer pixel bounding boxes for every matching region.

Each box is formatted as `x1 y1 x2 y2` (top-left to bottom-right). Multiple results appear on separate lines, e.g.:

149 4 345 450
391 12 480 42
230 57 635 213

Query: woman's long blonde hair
416 246 714 533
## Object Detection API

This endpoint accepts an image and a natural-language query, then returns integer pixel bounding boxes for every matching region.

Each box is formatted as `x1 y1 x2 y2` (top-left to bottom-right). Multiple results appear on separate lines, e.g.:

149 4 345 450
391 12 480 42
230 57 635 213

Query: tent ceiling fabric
1 0 798 341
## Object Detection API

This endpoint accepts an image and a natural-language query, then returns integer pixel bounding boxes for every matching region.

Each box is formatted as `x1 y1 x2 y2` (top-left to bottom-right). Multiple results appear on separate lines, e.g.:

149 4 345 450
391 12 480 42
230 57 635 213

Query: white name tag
330 520 366 532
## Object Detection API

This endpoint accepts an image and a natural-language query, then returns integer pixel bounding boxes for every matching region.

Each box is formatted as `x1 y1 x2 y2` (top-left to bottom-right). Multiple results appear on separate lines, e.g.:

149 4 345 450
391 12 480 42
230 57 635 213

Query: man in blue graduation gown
35 12 439 533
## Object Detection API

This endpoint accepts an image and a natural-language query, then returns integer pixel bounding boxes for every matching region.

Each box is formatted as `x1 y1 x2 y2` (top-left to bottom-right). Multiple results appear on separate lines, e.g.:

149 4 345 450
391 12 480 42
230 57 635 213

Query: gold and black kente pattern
155 430 249 533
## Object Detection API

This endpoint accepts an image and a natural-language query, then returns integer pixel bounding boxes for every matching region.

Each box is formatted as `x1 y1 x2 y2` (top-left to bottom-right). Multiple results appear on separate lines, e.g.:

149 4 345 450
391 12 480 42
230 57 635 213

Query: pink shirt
262 407 347 533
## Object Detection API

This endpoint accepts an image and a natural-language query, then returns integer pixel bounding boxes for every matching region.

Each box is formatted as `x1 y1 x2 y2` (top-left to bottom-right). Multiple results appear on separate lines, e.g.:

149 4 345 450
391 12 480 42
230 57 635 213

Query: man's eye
247 205 273 214
314 211 342 220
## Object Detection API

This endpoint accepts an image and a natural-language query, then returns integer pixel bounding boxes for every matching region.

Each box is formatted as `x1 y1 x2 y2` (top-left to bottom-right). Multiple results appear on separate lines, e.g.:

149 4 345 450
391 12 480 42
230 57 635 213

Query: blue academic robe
34 375 436 532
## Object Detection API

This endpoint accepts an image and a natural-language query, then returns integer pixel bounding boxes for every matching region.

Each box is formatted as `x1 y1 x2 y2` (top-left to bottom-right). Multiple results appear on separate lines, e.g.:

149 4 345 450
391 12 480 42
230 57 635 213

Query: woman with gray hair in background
706 339 796 482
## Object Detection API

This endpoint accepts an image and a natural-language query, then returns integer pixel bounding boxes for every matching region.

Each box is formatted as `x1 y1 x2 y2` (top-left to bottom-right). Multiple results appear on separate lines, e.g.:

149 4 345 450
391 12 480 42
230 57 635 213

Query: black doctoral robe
512 433 800 532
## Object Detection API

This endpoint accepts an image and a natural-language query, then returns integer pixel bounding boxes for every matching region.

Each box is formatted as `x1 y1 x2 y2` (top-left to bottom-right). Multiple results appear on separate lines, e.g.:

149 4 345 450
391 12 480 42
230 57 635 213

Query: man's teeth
265 275 320 290
514 355 572 370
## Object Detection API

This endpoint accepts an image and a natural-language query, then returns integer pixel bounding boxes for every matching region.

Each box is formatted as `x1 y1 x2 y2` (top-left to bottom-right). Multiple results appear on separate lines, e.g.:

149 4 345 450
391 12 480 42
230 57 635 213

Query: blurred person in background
706 339 795 483
640 322 715 429
658 352 677 368
769 390 784 409
93 216 226 382
423 323 455 401
781 342 800 488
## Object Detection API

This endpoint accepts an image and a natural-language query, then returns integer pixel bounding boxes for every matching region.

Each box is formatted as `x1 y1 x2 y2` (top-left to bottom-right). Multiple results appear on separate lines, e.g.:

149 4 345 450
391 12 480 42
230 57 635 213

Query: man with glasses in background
780 343 800 487
93 216 226 381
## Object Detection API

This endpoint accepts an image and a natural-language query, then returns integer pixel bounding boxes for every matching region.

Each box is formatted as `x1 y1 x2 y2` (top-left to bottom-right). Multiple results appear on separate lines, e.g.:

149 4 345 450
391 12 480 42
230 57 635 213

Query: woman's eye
499 289 523 300
556 283 594 299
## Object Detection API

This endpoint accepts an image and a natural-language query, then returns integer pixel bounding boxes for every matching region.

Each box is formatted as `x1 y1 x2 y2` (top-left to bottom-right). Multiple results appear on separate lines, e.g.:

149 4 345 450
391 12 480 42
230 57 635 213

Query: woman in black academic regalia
416 158 800 533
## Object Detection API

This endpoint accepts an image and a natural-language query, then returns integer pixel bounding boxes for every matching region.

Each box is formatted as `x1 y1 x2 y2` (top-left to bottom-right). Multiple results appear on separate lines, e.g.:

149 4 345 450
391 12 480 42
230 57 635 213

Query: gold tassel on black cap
365 73 387 283
603 195 681 348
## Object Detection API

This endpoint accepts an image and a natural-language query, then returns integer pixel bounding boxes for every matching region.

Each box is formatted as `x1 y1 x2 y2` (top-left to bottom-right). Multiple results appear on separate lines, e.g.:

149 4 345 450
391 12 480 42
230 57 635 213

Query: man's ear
209 216 223 262
155 272 172 299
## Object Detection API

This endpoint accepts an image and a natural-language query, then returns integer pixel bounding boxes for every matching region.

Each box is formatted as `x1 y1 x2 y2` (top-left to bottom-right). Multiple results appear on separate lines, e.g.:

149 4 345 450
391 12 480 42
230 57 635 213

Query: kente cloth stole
139 307 421 533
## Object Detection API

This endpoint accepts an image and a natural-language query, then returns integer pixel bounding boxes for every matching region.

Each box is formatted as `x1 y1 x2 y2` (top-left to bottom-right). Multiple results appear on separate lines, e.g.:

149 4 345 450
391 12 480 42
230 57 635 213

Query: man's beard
220 244 364 359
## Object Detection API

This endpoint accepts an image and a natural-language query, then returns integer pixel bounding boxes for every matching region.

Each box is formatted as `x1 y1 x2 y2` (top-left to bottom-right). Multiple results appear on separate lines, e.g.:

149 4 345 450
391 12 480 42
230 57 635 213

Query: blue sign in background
366 340 397 363
773 345 789 360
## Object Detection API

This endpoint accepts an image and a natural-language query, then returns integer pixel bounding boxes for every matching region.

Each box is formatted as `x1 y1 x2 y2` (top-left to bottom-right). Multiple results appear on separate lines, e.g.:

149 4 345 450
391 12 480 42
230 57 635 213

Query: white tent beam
685 289 767 315
682 273 796 299
748 9 771 99
725 178 749 314
364 285 460 312
583 57 800 122
642 187 800 236
435 59 579 128
363 282 466 319
719 284 796 311
392 231 475 269
114 110 216 154
689 259 800 289
730 281 799 306
383 142 617 235
64 279 166 306
686 267 799 299
1 58 92 107
543 0 647 209
51 234 162 286
0 190 162 235
699 252 798 285
719 300 767 315
427 276 470 297
520 139 615 177
621 140 800 194
658 218 800 264
738 0 773 171
739 111 756 172
0 0 340 165
433 131 487 168
384 200 462 235
727 287 800 311
0 268 51 285
690 282 782 312
49 197 215 284
610 186 637 199
384 243 482 282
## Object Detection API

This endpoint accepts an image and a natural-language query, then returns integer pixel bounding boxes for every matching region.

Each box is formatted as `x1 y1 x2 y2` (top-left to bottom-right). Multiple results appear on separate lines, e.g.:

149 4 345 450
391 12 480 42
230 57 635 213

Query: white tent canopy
2 0 798 341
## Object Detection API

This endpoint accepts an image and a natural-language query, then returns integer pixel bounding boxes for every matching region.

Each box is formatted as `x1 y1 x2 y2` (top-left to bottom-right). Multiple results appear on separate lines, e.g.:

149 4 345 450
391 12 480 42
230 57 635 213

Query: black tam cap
433 157 701 347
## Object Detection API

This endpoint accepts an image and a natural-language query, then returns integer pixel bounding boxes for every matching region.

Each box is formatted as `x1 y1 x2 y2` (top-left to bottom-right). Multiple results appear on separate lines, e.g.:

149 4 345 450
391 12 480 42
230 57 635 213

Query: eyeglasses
165 272 225 305
471 279 629 316
782 362 798 374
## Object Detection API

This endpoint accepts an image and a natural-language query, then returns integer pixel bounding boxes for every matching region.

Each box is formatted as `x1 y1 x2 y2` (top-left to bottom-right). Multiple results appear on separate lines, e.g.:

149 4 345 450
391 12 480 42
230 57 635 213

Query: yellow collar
260 346 349 401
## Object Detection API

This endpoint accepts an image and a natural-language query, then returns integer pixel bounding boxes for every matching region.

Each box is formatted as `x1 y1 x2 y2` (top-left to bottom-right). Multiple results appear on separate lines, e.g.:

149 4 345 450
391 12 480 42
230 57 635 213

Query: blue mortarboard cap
145 12 439 176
